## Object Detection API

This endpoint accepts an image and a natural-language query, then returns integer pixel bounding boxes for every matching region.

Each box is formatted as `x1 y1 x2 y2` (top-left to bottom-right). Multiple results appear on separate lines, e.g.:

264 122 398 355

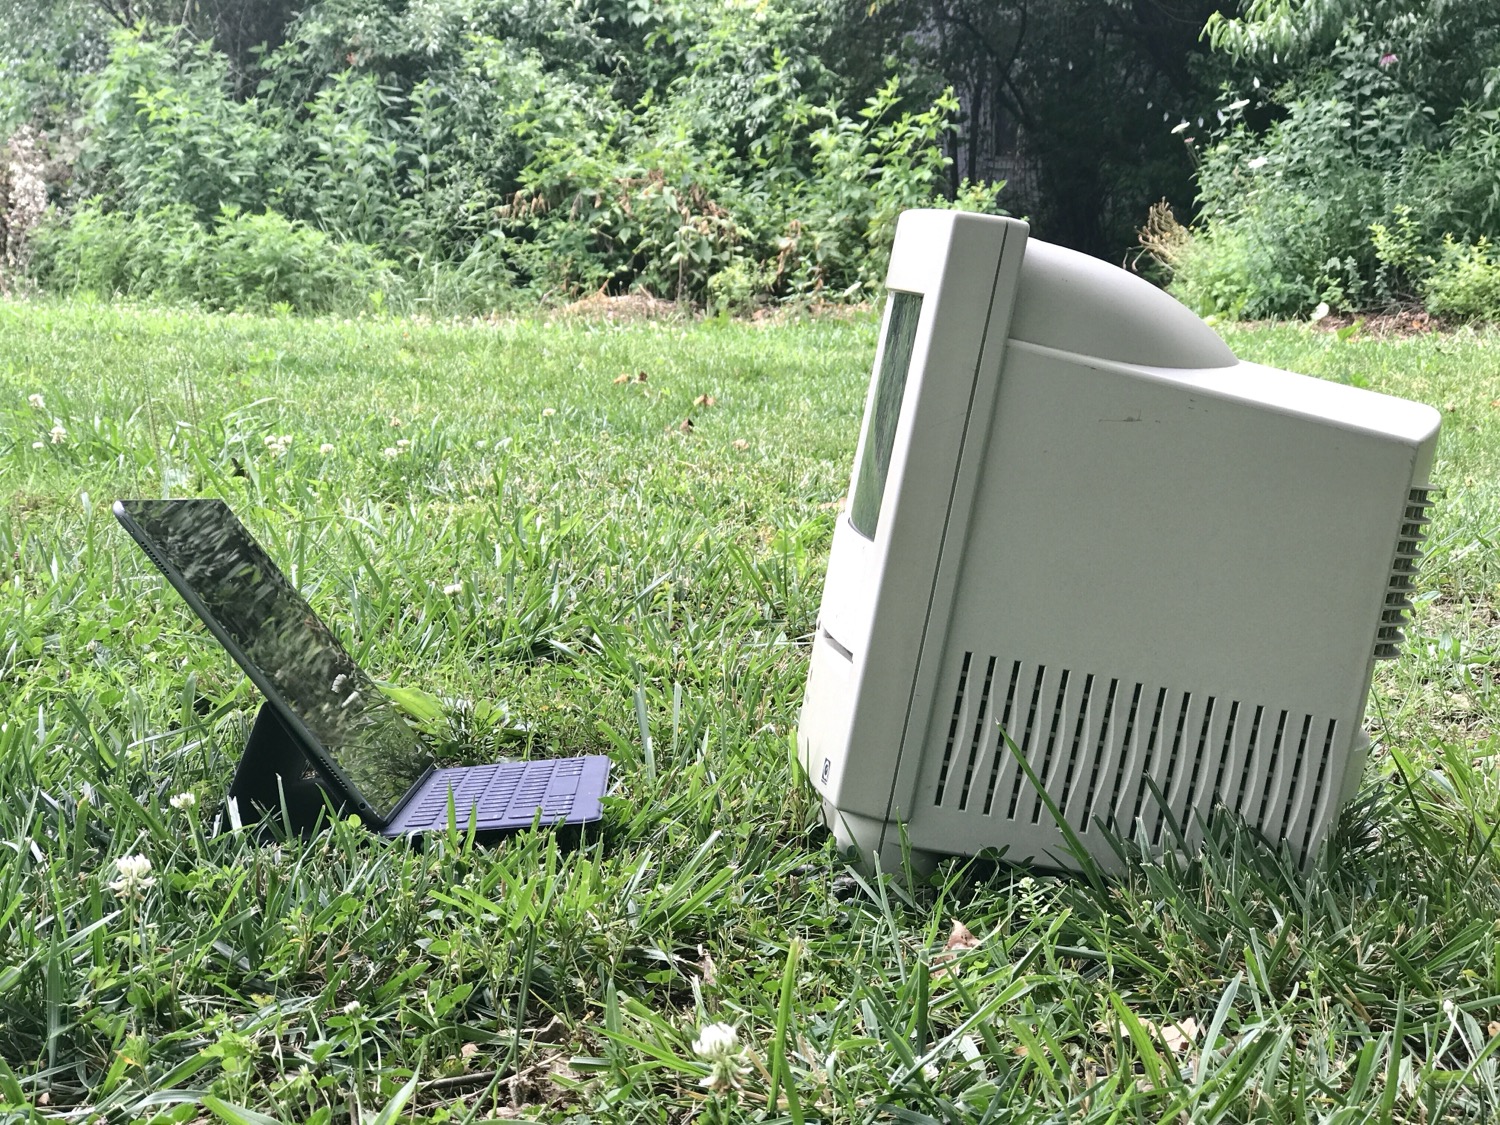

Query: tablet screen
117 499 429 819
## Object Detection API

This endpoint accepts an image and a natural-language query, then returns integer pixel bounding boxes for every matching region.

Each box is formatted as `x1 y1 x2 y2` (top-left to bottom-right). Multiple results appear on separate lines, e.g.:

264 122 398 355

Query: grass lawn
1 299 1498 1123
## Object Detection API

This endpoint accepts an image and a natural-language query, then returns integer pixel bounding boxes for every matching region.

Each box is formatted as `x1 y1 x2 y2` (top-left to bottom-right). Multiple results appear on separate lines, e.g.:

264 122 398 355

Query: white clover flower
342 1000 362 1015
692 1022 750 1092
542 408 556 417
443 582 463 595
395 438 411 451
1247 156 1269 169
693 1022 738 1057
31 440 43 450
263 434 293 457
169 792 196 811
27 393 45 410
319 442 335 455
383 446 400 459
49 422 67 444
109 854 155 899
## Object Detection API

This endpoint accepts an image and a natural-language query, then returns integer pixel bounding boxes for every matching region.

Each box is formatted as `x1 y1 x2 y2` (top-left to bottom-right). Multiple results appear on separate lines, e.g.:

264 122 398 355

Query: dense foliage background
2 0 1499 318
1149 0 1500 320
0 0 1008 313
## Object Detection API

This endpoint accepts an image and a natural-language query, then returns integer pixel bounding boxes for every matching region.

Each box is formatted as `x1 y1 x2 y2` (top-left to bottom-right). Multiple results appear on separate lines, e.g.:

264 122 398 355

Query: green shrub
1168 96 1388 318
50 4 998 312
79 35 279 222
32 201 395 313
1422 236 1500 321
204 207 396 312
1179 2 1500 318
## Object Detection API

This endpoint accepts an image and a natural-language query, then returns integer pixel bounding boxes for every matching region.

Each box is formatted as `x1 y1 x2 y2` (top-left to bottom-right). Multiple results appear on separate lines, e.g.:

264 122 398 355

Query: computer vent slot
1375 485 1436 660
926 655 1345 860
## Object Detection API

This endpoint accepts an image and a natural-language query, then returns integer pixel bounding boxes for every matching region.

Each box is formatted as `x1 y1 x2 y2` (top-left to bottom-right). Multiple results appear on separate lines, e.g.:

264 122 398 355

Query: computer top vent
928 655 1344 862
1374 485 1437 660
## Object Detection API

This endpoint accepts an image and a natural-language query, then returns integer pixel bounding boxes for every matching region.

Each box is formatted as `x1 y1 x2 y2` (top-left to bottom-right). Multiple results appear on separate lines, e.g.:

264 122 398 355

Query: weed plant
0 303 1498 1121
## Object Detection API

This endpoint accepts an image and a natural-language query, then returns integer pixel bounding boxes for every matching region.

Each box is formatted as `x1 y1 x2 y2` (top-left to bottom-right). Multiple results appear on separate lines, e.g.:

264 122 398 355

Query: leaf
1157 1016 1200 1053
369 1070 420 1125
693 394 716 407
377 683 444 725
1111 1014 1201 1054
945 919 980 952
201 1096 285 1125
933 919 981 979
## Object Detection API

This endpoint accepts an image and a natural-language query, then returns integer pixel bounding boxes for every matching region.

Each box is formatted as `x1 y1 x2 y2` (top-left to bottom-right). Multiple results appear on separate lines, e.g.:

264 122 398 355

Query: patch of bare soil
549 291 684 322
1311 308 1447 337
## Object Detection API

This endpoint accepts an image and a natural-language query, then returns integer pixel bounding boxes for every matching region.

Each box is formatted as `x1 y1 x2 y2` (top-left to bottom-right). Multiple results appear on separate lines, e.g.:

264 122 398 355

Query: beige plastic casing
798 210 1441 874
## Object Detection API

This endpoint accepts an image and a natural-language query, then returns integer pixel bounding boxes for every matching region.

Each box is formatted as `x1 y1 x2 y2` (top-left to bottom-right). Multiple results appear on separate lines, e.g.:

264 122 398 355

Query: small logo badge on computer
821 758 831 784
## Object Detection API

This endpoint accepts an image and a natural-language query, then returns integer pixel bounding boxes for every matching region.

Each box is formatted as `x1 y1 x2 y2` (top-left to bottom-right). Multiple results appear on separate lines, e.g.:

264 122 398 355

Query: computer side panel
899 343 1441 871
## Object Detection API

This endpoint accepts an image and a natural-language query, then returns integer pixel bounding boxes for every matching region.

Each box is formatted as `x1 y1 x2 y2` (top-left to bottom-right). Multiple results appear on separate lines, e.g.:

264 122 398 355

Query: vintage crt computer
797 209 1441 873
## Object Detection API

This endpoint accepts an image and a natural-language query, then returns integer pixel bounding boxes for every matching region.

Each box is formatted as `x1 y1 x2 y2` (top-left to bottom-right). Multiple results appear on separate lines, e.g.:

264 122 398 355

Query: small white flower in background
49 422 67 444
109 854 155 899
169 791 196 811
1310 302 1331 322
342 1000 362 1015
474 439 488 450
395 438 411 451
384 446 400 459
1247 155 1269 169
542 407 556 417
263 434 293 457
27 393 44 410
319 442 335 455
31 441 43 450
693 1022 750 1092
443 581 463 595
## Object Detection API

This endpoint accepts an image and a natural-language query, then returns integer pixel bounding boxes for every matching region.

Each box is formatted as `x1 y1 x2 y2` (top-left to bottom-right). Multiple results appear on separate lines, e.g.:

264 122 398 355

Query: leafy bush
78 35 279 222
1166 1 1500 318
1423 236 1500 321
45 0 1000 312
32 201 395 313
